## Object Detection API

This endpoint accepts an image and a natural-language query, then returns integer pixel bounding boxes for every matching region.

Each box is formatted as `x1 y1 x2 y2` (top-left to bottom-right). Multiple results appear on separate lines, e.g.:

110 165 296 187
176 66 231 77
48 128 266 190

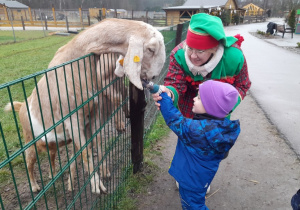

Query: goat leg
68 153 76 191
26 145 41 192
49 149 56 179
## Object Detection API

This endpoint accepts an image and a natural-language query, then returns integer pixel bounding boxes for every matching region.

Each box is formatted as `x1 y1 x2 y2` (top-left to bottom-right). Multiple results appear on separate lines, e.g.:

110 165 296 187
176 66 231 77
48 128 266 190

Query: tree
288 9 296 29
219 10 231 26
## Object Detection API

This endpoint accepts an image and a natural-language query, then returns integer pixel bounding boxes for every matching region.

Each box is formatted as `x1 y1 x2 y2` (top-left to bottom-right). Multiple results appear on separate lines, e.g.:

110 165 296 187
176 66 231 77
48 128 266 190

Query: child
157 80 241 209
291 189 300 210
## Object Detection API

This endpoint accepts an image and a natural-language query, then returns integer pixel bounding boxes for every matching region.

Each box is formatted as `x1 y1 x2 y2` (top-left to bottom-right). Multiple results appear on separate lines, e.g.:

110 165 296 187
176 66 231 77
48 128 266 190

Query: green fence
0 21 188 209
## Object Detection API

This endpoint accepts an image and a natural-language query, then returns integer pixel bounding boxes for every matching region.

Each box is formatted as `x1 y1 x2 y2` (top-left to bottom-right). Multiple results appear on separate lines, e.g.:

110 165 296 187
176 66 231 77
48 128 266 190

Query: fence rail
0 21 189 209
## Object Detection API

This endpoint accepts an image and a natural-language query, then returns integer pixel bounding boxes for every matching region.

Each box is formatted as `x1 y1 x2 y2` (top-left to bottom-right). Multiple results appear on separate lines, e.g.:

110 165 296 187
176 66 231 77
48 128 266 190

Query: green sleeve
166 86 179 108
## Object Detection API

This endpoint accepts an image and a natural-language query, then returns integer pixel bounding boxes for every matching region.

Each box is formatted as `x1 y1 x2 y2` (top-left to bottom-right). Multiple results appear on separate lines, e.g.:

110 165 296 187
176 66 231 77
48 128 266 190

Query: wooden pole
52 6 57 26
28 7 33 25
4 5 9 20
175 23 183 46
45 19 48 30
79 7 83 28
65 16 69 31
98 9 102 21
130 83 146 174
21 16 25 30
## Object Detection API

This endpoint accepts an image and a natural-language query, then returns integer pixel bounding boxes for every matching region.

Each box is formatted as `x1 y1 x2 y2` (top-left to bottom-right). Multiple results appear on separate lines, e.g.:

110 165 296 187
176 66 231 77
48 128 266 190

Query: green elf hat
186 13 237 49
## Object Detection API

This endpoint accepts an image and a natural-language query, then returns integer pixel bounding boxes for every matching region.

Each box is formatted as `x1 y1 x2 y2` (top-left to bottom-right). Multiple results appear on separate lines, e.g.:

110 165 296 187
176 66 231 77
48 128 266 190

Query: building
0 0 29 20
242 3 264 16
163 0 244 25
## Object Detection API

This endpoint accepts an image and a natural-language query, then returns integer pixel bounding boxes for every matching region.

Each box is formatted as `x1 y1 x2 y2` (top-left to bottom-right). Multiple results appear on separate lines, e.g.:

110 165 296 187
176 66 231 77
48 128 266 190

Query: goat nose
152 76 156 80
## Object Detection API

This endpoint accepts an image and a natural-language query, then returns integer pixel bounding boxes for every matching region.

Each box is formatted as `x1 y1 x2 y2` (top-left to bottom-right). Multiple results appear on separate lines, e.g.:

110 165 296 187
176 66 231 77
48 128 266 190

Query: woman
153 13 251 119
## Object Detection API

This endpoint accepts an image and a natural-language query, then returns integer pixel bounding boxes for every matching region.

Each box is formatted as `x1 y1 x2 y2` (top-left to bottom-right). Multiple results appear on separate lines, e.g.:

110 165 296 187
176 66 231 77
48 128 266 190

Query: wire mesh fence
0 21 189 209
0 53 131 209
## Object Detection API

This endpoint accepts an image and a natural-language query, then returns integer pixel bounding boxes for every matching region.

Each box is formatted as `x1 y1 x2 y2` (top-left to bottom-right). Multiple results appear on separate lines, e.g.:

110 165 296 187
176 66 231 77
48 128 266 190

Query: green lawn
0 32 75 163
0 30 55 44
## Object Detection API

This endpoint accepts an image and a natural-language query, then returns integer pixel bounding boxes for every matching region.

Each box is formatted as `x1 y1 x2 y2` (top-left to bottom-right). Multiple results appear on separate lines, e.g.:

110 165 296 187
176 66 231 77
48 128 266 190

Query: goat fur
5 18 165 194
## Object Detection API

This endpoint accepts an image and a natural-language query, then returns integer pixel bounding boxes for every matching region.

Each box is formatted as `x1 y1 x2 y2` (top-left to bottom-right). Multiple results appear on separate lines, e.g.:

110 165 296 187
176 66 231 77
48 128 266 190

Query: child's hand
152 86 172 110
160 86 172 98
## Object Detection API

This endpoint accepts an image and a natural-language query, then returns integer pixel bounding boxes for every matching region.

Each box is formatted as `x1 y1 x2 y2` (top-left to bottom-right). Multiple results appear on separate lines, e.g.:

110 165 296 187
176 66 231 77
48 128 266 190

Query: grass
116 114 170 209
0 30 55 45
0 32 75 164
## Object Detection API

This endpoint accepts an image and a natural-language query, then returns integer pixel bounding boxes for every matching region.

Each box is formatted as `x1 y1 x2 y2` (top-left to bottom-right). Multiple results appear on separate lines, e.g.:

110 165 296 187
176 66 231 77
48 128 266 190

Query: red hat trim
186 29 219 50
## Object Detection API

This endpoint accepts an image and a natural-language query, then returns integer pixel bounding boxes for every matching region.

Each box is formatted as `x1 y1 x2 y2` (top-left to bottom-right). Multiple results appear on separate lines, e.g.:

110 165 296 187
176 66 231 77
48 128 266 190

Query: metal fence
0 21 189 209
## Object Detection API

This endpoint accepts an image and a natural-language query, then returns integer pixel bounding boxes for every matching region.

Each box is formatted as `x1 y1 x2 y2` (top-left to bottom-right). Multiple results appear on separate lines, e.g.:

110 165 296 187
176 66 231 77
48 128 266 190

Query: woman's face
186 45 215 66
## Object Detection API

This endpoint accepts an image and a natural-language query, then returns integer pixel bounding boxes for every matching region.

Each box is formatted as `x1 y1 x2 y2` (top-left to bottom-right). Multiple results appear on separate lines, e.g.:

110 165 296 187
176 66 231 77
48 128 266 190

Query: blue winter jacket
158 92 240 193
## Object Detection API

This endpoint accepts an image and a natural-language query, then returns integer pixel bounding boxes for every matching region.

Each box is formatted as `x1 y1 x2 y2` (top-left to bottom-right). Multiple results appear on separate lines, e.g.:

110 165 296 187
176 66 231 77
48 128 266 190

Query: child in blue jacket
157 80 241 209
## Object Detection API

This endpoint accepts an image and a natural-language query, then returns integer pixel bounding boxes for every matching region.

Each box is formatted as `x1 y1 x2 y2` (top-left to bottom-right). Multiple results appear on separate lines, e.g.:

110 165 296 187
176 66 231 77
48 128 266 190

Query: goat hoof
117 128 125 134
106 172 111 178
49 173 56 179
101 187 108 194
32 185 41 192
92 187 101 194
101 170 111 179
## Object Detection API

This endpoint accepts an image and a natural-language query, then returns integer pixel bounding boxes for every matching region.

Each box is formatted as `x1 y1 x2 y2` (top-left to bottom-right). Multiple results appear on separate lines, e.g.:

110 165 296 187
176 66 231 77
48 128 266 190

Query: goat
4 18 166 194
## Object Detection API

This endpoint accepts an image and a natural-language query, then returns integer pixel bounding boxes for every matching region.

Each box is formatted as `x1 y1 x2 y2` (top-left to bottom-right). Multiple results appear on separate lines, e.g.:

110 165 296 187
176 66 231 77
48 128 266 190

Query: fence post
79 7 83 28
165 14 167 26
129 83 146 173
4 6 9 20
98 9 102 21
175 23 183 47
21 16 25 30
52 5 57 26
28 7 33 22
88 15 90 26
66 16 69 31
114 8 117 18
45 19 48 30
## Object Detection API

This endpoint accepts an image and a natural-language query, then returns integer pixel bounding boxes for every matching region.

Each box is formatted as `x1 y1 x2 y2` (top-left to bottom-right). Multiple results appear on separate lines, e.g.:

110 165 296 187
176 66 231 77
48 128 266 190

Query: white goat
5 18 165 194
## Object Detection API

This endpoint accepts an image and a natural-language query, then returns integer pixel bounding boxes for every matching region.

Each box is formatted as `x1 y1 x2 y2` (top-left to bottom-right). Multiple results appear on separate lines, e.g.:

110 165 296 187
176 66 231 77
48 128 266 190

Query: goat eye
147 48 155 54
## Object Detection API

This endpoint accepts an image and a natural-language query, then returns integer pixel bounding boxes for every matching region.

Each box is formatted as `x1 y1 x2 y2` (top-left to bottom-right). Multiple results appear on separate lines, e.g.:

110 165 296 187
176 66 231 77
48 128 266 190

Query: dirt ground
136 92 300 210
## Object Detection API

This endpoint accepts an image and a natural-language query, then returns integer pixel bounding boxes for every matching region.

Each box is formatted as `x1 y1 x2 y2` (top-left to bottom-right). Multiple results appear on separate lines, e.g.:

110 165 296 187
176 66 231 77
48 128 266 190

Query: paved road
224 18 300 157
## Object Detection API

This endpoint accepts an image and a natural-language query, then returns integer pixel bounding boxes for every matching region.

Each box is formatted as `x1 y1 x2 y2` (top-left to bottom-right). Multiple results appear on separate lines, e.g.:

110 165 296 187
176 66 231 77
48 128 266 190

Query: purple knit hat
199 80 238 118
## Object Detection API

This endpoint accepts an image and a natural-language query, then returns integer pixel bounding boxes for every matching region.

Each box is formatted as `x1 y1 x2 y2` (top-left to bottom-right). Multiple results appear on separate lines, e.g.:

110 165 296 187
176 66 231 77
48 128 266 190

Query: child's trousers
179 186 209 210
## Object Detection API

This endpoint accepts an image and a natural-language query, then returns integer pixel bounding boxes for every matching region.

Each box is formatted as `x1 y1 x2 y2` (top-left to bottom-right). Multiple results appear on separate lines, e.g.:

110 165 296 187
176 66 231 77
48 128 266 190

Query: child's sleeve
158 92 191 140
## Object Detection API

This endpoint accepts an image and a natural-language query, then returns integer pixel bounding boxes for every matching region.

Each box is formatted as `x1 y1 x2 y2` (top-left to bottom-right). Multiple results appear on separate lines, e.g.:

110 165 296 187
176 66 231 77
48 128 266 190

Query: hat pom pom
234 34 244 47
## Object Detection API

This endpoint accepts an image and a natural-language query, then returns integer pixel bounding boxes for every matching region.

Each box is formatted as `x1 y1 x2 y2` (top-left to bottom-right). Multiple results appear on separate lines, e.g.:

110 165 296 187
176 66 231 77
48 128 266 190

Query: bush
288 9 296 29
296 42 300 48
257 30 266 35
232 13 240 25
219 10 231 26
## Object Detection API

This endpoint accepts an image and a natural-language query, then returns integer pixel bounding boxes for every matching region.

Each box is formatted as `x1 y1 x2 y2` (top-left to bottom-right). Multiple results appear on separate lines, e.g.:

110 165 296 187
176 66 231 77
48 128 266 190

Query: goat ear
123 37 143 90
114 55 125 77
